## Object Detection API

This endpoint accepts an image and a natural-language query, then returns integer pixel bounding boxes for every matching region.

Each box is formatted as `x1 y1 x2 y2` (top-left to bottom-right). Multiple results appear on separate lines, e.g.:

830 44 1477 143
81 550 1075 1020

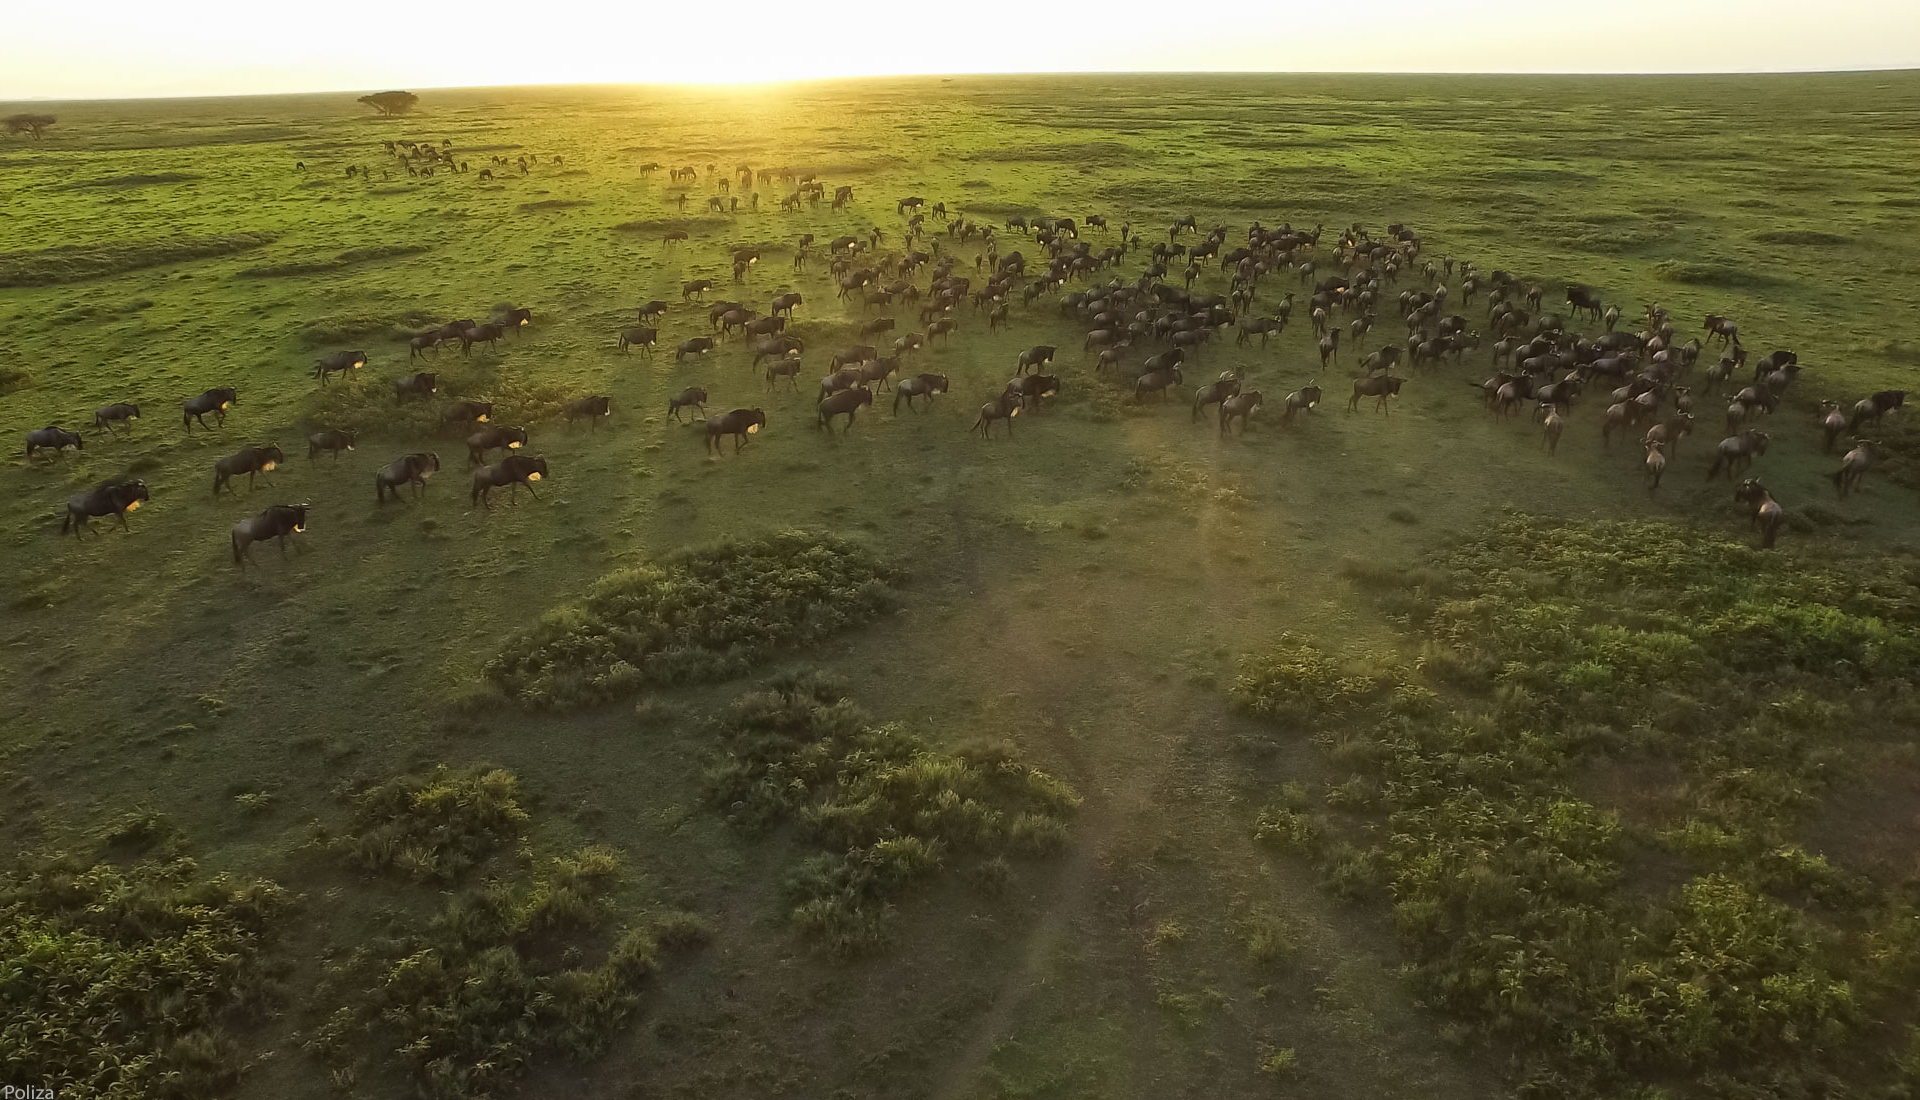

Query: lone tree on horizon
357 91 419 118
4 114 55 139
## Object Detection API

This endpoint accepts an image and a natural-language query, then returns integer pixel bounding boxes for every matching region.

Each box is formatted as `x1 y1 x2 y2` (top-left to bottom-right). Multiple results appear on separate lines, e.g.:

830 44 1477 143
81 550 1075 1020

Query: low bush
0 233 273 287
339 766 528 882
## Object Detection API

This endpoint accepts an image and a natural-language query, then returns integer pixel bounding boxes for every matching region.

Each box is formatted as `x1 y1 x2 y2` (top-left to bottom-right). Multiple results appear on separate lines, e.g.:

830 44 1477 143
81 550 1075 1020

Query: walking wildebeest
232 503 309 565
394 373 437 400
676 337 716 361
213 443 286 494
466 426 529 465
1703 314 1741 347
1644 441 1667 490
308 429 356 461
1734 479 1784 548
1849 390 1905 433
766 358 805 391
183 388 239 432
1192 374 1242 422
970 394 1021 437
1134 366 1183 402
498 307 532 334
409 333 441 361
818 386 874 431
618 326 658 353
314 350 367 384
62 479 150 537
1819 400 1849 452
1017 345 1056 374
667 387 709 421
470 454 548 508
705 408 766 453
25 426 83 460
564 395 612 430
1219 390 1263 435
459 323 505 354
893 373 948 413
1281 384 1322 425
771 292 803 317
376 452 441 503
1350 375 1405 413
683 279 715 301
444 400 493 425
93 403 141 435
1707 429 1770 480
1005 373 1059 410
1832 440 1876 499
637 300 669 322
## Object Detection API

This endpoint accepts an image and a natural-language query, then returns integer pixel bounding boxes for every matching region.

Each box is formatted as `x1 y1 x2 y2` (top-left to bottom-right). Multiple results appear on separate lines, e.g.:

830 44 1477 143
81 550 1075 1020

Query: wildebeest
754 335 806 366
771 292 803 317
1819 400 1849 452
1644 441 1667 490
232 503 309 565
62 479 150 537
470 454 548 508
1349 374 1405 413
618 326 658 353
564 395 612 430
314 349 367 384
308 429 356 461
1219 390 1263 435
818 386 873 431
466 425 529 465
893 373 948 413
1192 374 1242 422
409 332 441 361
667 387 709 421
25 426 83 460
637 300 669 322
1849 390 1905 433
1134 366 1184 402
705 408 766 453
93 403 141 435
766 358 805 391
830 345 878 370
212 443 286 494
444 400 493 425
1542 405 1565 455
498 307 532 334
1703 314 1741 348
970 394 1021 437
1005 373 1060 410
394 373 437 400
683 279 715 301
1832 439 1876 499
1017 345 1057 374
183 388 239 432
676 337 716 360
1706 429 1770 480
1734 479 1783 548
1564 285 1603 322
370 452 439 503
1281 384 1322 425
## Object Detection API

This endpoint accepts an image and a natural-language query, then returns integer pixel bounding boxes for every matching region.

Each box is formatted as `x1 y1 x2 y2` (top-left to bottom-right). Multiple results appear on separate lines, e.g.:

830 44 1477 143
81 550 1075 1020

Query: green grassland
2 72 1919 1100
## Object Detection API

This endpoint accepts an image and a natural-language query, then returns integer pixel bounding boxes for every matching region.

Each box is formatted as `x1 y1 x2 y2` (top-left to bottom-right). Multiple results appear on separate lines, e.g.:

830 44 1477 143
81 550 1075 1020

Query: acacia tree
356 91 419 118
4 114 55 139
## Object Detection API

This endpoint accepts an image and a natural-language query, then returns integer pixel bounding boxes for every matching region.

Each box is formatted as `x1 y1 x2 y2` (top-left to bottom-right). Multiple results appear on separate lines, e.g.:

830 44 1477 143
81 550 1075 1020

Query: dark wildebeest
744 315 788 339
858 316 896 340
1005 373 1060 410
1703 314 1741 348
564 395 613 430
1281 384 1322 425
471 454 548 508
1349 375 1406 414
1564 286 1603 322
1644 441 1668 490
1016 345 1056 375
93 403 141 435
314 350 367 384
394 373 437 400
772 292 803 317
444 400 494 425
754 335 805 366
766 358 805 391
970 394 1021 437
676 337 716 361
25 426 84 460
409 332 441 361
1832 440 1876 499
928 318 957 343
232 503 309 565
63 479 150 537
705 408 766 453
1849 390 1905 433
1135 366 1184 402
1219 390 1264 435
460 323 505 355
466 426 529 464
1819 400 1849 452
829 345 878 370
498 307 532 334
183 388 239 432
212 443 286 495
376 452 441 503
618 326 658 353
856 356 901 391
683 279 715 301
1192 374 1242 422
893 373 948 413
637 300 669 322
893 332 926 355
667 387 709 421
1734 479 1784 548
1706 429 1770 480
818 386 874 431
308 429 357 461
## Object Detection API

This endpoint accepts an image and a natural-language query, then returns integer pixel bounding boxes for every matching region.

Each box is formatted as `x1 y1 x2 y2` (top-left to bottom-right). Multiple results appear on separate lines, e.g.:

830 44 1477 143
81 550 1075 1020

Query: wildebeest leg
520 480 539 500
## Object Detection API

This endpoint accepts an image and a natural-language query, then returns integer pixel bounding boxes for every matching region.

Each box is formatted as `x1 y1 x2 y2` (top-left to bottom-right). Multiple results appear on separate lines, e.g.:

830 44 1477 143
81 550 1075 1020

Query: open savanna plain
3 73 1920 1100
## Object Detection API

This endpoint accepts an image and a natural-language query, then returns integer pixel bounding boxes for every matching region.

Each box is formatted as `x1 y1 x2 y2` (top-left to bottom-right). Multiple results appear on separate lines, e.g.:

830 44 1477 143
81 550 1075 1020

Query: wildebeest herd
17 148 1910 565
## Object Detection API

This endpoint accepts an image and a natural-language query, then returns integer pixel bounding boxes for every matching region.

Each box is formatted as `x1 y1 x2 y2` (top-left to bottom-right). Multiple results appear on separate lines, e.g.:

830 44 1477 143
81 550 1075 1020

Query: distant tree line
5 114 55 139
357 91 419 118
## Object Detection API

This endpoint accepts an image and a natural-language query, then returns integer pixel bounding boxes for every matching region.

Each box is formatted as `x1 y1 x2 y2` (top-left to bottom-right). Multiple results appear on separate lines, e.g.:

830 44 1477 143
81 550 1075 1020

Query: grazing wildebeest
466 426 529 465
705 408 766 453
308 429 356 461
93 403 141 435
1219 390 1263 435
1192 374 1242 422
376 452 441 503
232 504 309 565
1281 384 1322 425
183 388 239 432
1734 480 1784 548
676 337 716 361
970 394 1021 437
471 454 548 508
667 387 709 421
498 307 532 334
894 373 948 413
212 443 286 494
444 400 493 425
683 279 715 301
25 426 84 460
62 479 150 537
1134 366 1184 402
1849 390 1905 433
818 386 873 431
1703 314 1741 348
637 300 669 322
1707 429 1770 480
1350 374 1405 414
564 395 613 430
618 326 658 353
460 322 505 354
314 350 367 384
394 373 437 400
1832 440 1876 499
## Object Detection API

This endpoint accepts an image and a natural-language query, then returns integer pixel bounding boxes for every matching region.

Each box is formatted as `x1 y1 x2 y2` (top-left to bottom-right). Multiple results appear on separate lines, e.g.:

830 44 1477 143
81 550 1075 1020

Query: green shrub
340 766 528 882
0 233 273 287
1230 634 1400 727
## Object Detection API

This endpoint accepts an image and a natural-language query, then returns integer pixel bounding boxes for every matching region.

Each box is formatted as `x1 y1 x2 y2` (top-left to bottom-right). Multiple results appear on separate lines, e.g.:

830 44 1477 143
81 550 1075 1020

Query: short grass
2 72 1918 1100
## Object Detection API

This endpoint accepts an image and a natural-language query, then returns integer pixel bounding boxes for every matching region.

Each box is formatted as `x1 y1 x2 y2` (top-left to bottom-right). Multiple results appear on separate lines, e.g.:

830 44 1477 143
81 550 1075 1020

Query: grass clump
0 852 292 1098
706 672 1079 954
1230 633 1400 728
339 766 529 883
295 309 444 347
483 531 901 709
0 233 273 287
238 242 427 278
1652 259 1782 288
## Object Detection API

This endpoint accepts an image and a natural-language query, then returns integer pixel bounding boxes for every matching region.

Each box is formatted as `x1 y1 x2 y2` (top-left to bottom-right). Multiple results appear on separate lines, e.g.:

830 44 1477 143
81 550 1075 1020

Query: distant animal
1281 384 1322 425
893 373 948 413
93 403 141 435
676 337 716 360
564 395 612 430
183 388 239 432
466 426 529 465
970 394 1021 437
25 426 83 459
232 503 309 565
705 408 766 453
308 429 357 461
376 452 441 503
1734 480 1783 548
470 454 548 508
394 373 437 400
667 387 709 421
314 350 367 384
212 443 286 494
62 479 150 537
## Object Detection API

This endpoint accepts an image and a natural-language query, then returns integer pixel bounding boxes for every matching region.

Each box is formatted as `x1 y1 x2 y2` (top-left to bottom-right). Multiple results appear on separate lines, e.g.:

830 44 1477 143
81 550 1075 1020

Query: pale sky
3 0 1918 99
